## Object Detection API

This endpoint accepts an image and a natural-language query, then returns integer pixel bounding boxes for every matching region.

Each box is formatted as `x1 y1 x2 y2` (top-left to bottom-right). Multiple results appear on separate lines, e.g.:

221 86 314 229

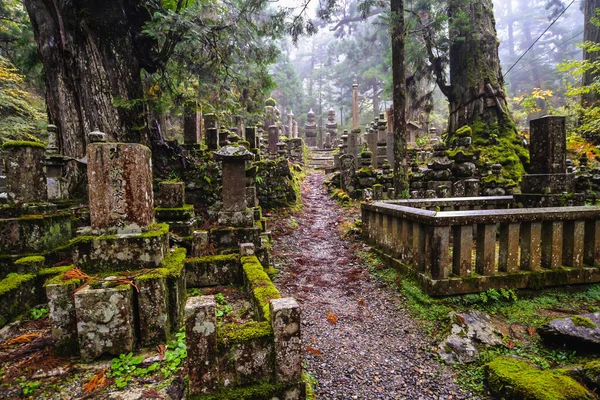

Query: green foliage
0 57 46 143
20 380 40 396
28 306 48 320
214 293 233 320
108 329 187 388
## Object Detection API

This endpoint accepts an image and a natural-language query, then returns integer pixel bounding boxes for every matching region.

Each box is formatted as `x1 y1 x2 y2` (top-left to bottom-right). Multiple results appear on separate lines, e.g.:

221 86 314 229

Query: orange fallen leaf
157 344 167 360
2 333 42 347
358 298 366 307
527 326 536 337
507 340 515 349
83 369 108 393
456 314 466 324
327 312 338 324
306 346 323 357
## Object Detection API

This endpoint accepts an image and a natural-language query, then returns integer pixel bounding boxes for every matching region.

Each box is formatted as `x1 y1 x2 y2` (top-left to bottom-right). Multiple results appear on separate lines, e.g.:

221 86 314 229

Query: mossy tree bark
391 0 408 194
583 0 600 107
23 0 157 159
447 0 513 134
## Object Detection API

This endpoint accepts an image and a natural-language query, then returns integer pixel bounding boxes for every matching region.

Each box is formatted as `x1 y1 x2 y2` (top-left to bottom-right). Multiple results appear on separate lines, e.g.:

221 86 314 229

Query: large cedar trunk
24 0 156 158
391 0 408 193
447 0 510 133
583 0 600 107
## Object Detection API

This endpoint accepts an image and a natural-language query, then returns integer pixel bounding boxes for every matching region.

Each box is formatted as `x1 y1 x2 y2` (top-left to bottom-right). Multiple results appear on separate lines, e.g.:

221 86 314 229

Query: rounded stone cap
214 145 255 161
307 108 315 116
47 124 58 133
88 131 106 143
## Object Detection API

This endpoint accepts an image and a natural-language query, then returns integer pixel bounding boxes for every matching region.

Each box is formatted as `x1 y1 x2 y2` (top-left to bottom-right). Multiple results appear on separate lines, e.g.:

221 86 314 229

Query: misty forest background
0 0 596 150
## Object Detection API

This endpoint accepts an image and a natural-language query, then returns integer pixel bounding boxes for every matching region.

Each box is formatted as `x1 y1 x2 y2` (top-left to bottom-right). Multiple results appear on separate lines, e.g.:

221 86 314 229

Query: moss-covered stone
189 381 303 400
571 315 597 329
486 356 595 400
0 213 72 255
241 256 281 322
0 273 37 327
2 140 46 150
185 254 242 287
217 320 273 345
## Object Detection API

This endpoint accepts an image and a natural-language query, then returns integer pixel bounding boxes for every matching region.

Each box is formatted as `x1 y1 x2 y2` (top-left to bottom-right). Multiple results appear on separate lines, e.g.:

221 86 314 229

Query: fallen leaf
83 369 108 393
358 298 366 307
157 344 166 360
305 346 323 357
456 315 466 324
507 340 515 349
527 326 536 337
327 312 338 324
1 333 42 347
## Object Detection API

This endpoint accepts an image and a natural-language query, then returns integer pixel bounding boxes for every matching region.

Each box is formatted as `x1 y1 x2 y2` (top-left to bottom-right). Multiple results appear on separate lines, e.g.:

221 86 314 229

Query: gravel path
272 173 477 400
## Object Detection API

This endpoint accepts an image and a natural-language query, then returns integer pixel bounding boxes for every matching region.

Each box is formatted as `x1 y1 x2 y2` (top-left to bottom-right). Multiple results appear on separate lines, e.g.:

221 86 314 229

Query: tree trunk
583 0 600 107
391 0 408 194
372 80 380 118
447 0 511 133
24 0 156 158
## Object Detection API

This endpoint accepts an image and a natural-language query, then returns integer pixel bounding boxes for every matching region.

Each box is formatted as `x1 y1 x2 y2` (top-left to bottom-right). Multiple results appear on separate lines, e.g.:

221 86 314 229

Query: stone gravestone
304 109 318 148
268 125 279 155
214 146 255 227
516 116 584 207
2 141 48 204
87 137 154 233
340 154 357 197
245 126 257 149
184 101 201 146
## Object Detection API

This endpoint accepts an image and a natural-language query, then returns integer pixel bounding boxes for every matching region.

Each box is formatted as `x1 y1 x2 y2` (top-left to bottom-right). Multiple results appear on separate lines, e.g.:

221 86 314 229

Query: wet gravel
272 173 478 399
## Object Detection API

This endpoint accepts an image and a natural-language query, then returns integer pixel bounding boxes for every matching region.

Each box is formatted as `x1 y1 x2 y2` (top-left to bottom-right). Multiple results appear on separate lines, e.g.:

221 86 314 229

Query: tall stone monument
326 107 338 147
515 116 584 207
305 108 318 148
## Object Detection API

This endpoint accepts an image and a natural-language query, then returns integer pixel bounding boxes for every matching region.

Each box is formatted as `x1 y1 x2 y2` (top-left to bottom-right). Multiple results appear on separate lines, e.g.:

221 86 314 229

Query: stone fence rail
362 197 600 295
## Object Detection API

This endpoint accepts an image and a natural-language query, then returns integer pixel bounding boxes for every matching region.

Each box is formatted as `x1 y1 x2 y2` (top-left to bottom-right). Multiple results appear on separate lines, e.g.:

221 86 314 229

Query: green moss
486 356 595 400
154 204 194 212
241 256 281 321
70 223 169 244
190 380 286 400
217 320 272 345
571 315 597 329
455 125 472 137
185 254 239 264
2 140 46 150
38 265 72 277
14 256 45 265
139 223 169 237
0 273 36 296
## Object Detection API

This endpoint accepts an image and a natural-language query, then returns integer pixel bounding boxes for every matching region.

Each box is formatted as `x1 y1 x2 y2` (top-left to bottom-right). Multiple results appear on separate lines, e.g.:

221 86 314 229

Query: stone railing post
476 223 496 276
186 296 217 395
520 222 542 271
453 225 473 276
498 222 520 273
541 221 563 269
270 297 302 383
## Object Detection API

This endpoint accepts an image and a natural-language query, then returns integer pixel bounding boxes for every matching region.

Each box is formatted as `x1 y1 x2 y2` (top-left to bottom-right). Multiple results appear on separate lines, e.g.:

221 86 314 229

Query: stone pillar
270 297 302 383
134 275 169 347
287 111 294 138
452 225 473 276
218 129 229 147
476 224 496 276
529 116 566 174
520 222 542 271
352 80 359 130
157 181 185 208
347 131 359 160
184 101 200 145
324 133 332 149
204 113 218 130
3 141 48 204
87 135 154 233
498 222 520 273
326 107 338 146
268 125 279 155
245 126 257 149
47 124 59 154
563 220 584 267
541 221 563 269
340 154 357 196
206 128 218 150
214 146 254 227
304 109 317 148
186 296 218 394
293 120 299 139
47 280 80 356
366 127 378 167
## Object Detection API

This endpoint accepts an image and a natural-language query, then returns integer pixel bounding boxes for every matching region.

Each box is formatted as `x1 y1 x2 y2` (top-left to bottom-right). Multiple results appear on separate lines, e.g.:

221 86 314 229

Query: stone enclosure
0 110 306 398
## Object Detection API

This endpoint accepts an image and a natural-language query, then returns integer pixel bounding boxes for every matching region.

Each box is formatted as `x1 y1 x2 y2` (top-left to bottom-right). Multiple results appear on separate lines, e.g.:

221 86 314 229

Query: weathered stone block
216 332 274 386
155 204 194 221
2 141 47 204
185 255 242 287
74 285 135 361
186 296 218 395
0 214 72 254
157 181 185 208
134 275 169 347
0 273 37 327
47 279 81 356
270 297 302 383
72 224 169 272
14 255 45 274
240 243 255 256
87 142 154 233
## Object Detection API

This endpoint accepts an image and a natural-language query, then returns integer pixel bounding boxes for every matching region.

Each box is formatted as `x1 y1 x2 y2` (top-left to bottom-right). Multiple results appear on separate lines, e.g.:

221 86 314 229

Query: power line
503 0 576 77
504 29 584 77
